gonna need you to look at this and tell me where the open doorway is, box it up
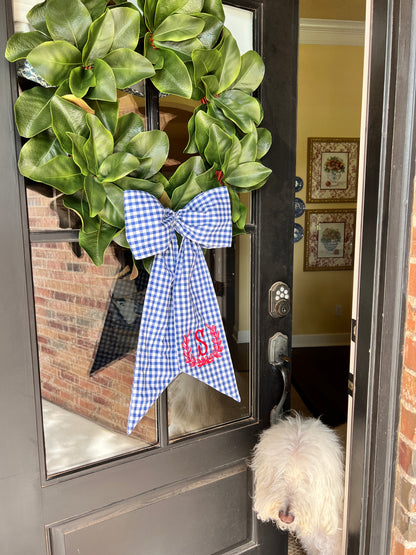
[291,3,365,435]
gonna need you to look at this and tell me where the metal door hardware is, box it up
[268,332,290,424]
[269,282,291,318]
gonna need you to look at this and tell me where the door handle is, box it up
[268,332,290,424]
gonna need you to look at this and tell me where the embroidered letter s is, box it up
[195,329,208,356]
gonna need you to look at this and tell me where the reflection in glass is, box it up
[31,242,157,475]
[168,232,252,439]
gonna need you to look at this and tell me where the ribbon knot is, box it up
[124,187,241,434]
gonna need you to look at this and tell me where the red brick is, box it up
[399,439,413,474]
[409,265,416,298]
[402,370,416,407]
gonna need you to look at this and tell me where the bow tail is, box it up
[127,252,178,434]
[174,243,241,403]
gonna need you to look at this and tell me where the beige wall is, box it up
[292,43,364,340]
[300,0,365,21]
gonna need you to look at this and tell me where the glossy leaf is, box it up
[196,165,220,191]
[84,174,107,216]
[116,176,164,198]
[114,112,145,152]
[144,32,164,69]
[166,155,206,196]
[195,13,223,49]
[5,31,49,62]
[86,58,117,102]
[27,2,50,36]
[79,220,119,266]
[50,95,89,152]
[222,135,241,174]
[100,183,125,228]
[206,101,236,135]
[69,66,96,97]
[153,15,204,42]
[153,0,188,28]
[144,0,157,30]
[215,28,241,94]
[45,0,92,49]
[226,161,272,190]
[27,41,81,86]
[125,130,169,178]
[256,127,272,160]
[192,48,221,87]
[202,0,224,21]
[14,87,55,138]
[81,0,108,20]
[194,110,224,155]
[214,90,263,133]
[239,132,257,164]
[63,190,100,232]
[103,49,155,89]
[97,152,139,182]
[171,172,202,211]
[204,124,232,167]
[158,38,202,62]
[230,50,265,93]
[83,113,114,174]
[184,104,204,154]
[88,99,119,134]
[68,132,88,175]
[82,10,114,66]
[111,7,141,51]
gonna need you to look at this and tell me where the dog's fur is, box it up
[252,414,344,555]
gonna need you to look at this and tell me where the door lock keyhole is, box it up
[269,282,291,318]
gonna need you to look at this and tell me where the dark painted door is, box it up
[0,0,297,553]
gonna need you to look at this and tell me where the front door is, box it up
[0,0,298,553]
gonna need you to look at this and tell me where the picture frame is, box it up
[304,209,356,271]
[307,137,359,203]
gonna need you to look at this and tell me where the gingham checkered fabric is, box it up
[124,187,241,433]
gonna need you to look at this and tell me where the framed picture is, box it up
[304,209,356,271]
[307,137,359,203]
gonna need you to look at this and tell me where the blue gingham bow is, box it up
[124,187,241,433]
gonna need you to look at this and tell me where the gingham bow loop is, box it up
[124,188,241,434]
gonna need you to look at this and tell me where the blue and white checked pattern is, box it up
[124,187,241,434]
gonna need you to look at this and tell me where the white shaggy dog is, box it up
[252,414,344,555]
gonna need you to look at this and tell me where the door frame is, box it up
[347,0,416,553]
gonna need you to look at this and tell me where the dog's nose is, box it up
[279,509,295,524]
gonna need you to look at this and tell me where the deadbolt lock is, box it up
[269,282,291,318]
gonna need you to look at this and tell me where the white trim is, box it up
[292,333,350,348]
[237,330,250,344]
[299,18,365,46]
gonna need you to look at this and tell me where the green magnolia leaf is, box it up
[222,135,242,174]
[27,41,81,86]
[124,130,169,178]
[79,220,119,266]
[144,32,164,69]
[84,173,107,216]
[202,0,225,21]
[97,152,139,182]
[230,50,265,93]
[144,0,157,30]
[214,90,263,133]
[206,101,236,135]
[82,10,114,66]
[228,187,244,223]
[46,0,92,49]
[196,165,220,191]
[64,190,100,232]
[112,228,130,248]
[153,14,204,42]
[226,161,272,190]
[184,104,204,153]
[27,2,50,36]
[88,99,119,134]
[86,58,117,102]
[194,109,226,155]
[100,183,125,228]
[171,172,202,211]
[215,28,241,94]
[158,38,203,62]
[201,74,220,98]
[256,127,272,160]
[103,49,155,89]
[69,66,96,97]
[68,132,88,175]
[239,132,257,164]
[5,31,49,62]
[111,7,140,51]
[114,112,145,152]
[83,113,114,174]
[19,134,84,193]
[192,49,221,87]
[50,95,89,152]
[204,124,232,167]
[166,155,206,196]
[81,0,108,20]
[195,13,223,49]
[153,0,188,28]
[14,87,55,138]
[116,176,164,198]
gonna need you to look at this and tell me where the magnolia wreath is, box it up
[5,0,272,268]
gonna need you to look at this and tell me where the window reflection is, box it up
[31,242,157,475]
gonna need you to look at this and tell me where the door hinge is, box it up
[348,372,354,397]
[351,318,357,342]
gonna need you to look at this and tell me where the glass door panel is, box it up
[32,240,158,476]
